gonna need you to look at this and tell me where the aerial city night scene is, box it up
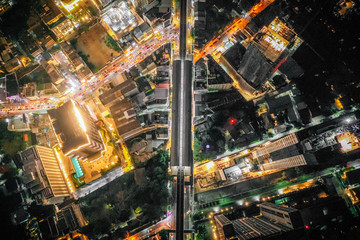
[0,0,359,239]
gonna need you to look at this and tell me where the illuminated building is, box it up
[60,41,84,71]
[347,187,360,205]
[214,214,235,240]
[48,100,104,160]
[253,18,302,62]
[59,0,82,13]
[20,145,70,205]
[39,0,64,25]
[237,18,303,89]
[7,114,31,132]
[254,133,317,171]
[336,132,360,153]
[39,0,74,40]
[101,1,137,39]
[260,154,316,171]
[48,17,75,40]
[254,133,299,157]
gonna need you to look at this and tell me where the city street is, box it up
[193,0,275,63]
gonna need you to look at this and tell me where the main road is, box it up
[0,24,178,116]
[170,0,193,238]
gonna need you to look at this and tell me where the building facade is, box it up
[20,145,69,205]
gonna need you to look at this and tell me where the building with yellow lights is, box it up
[20,145,70,205]
[58,0,83,13]
[236,18,303,90]
[48,100,105,160]
[253,17,302,62]
[39,0,63,25]
[39,0,75,40]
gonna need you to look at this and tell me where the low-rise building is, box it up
[20,82,38,100]
[99,80,139,107]
[40,60,65,85]
[110,98,142,139]
[7,114,31,132]
[131,22,153,43]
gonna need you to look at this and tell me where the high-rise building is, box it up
[20,145,69,205]
[259,202,303,229]
[214,214,236,240]
[237,18,303,90]
[254,133,299,158]
[215,202,304,240]
[238,44,272,89]
[232,216,290,239]
[260,153,317,171]
[252,133,317,171]
[48,100,104,160]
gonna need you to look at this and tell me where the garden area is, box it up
[79,149,171,238]
[0,120,27,157]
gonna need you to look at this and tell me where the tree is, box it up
[1,154,12,164]
[196,224,211,240]
[192,212,203,222]
[119,209,131,222]
[104,35,122,52]
[159,229,168,240]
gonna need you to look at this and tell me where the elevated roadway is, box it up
[170,0,194,239]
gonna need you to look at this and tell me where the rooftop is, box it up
[102,1,136,33]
